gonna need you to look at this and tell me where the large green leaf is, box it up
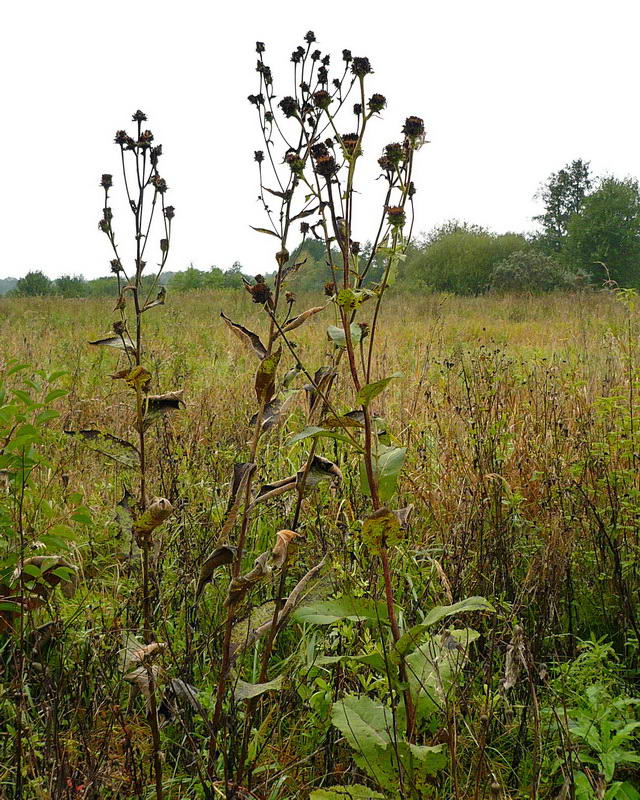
[394,597,494,657]
[294,597,390,626]
[360,446,406,502]
[288,426,357,448]
[356,372,402,407]
[234,674,283,701]
[331,695,392,752]
[327,323,363,348]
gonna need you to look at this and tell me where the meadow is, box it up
[1,288,639,799]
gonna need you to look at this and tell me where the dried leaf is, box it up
[503,625,526,691]
[89,332,136,353]
[249,392,295,432]
[114,486,135,539]
[124,664,163,699]
[303,455,343,488]
[393,505,414,531]
[224,551,272,608]
[128,641,167,667]
[361,507,402,552]
[305,366,337,422]
[143,389,185,428]
[195,545,236,601]
[235,674,283,701]
[64,429,140,468]
[215,463,256,545]
[250,225,279,237]
[271,529,301,569]
[132,497,173,543]
[143,286,166,312]
[281,305,327,334]
[220,312,267,360]
[255,346,282,406]
[125,366,152,391]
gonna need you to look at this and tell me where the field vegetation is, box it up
[1,31,640,800]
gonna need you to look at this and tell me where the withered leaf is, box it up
[195,545,236,601]
[114,487,135,539]
[220,312,267,360]
[305,366,337,422]
[280,257,307,283]
[88,332,136,354]
[282,305,327,334]
[215,463,256,545]
[264,187,292,200]
[361,507,402,552]
[64,429,140,468]
[142,286,166,312]
[249,395,291,432]
[125,365,152,392]
[132,497,173,543]
[252,475,297,506]
[250,225,280,237]
[393,505,414,531]
[303,455,343,488]
[143,389,185,428]
[255,346,282,406]
[124,664,163,699]
[224,550,272,608]
[270,529,301,569]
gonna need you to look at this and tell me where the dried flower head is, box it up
[402,115,425,138]
[246,277,272,305]
[312,90,330,111]
[351,57,372,77]
[110,259,123,274]
[285,150,304,174]
[278,96,298,118]
[100,174,113,189]
[132,110,147,122]
[300,221,310,234]
[114,130,129,145]
[386,206,406,227]
[285,291,296,303]
[311,49,321,61]
[353,103,362,116]
[368,93,386,113]
[317,66,328,84]
[248,93,264,106]
[164,205,175,220]
[254,150,264,164]
[383,142,405,165]
[341,133,361,157]
[314,153,337,178]
[324,281,337,297]
[310,142,329,158]
[138,129,154,146]
[291,46,305,64]
[150,145,162,166]
[151,175,168,194]
[160,238,169,253]
[304,31,316,44]
[351,241,361,255]
[342,49,352,63]
[256,41,265,53]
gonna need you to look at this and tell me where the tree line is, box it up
[6,160,640,297]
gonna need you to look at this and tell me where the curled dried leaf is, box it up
[214,463,256,546]
[128,641,167,666]
[124,664,163,699]
[270,529,302,569]
[195,545,236,601]
[143,286,166,312]
[220,312,267,360]
[224,551,272,608]
[393,505,414,531]
[133,497,173,544]
[143,389,185,428]
[281,305,327,334]
[88,332,136,354]
[255,346,282,406]
[65,429,140,468]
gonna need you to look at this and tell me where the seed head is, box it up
[402,115,425,138]
[278,96,298,118]
[138,129,154,146]
[254,150,264,164]
[114,130,129,146]
[324,281,337,297]
[386,206,406,228]
[132,110,147,122]
[304,31,316,44]
[342,49,352,63]
[150,145,162,166]
[291,46,305,64]
[100,174,113,189]
[314,154,337,178]
[351,57,372,78]
[317,66,328,84]
[311,49,321,61]
[248,93,265,106]
[256,41,265,53]
[341,133,361,157]
[313,90,331,110]
[247,277,272,305]
[110,259,123,274]
[164,205,175,220]
[300,221,310,234]
[368,93,386,113]
[151,175,168,194]
[353,103,362,116]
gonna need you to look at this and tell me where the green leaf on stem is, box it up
[356,372,403,407]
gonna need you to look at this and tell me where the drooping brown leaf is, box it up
[255,346,282,406]
[64,429,141,468]
[231,557,327,659]
[270,529,301,569]
[88,331,136,354]
[249,392,295,432]
[220,312,267,360]
[125,365,152,392]
[142,286,166,312]
[281,305,327,334]
[361,507,402,552]
[128,641,167,667]
[124,664,163,699]
[143,389,185,428]
[132,497,173,544]
[393,505,414,531]
[252,475,297,506]
[305,366,337,422]
[195,545,236,601]
[303,455,343,488]
[280,257,307,283]
[503,625,526,691]
[224,551,272,608]
[215,463,256,545]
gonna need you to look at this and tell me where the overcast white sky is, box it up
[2,0,639,280]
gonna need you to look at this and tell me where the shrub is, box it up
[490,249,590,293]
